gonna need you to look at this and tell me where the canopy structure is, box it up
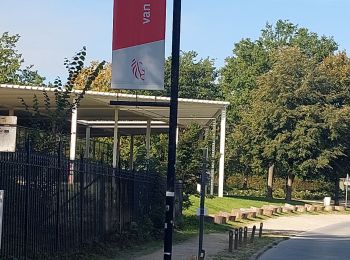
[0,84,229,197]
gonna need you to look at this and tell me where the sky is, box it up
[0,0,349,82]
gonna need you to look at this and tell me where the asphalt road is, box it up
[259,220,350,260]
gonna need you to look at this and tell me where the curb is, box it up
[249,237,289,260]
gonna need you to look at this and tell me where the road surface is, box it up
[259,219,350,260]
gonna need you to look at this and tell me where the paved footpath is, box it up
[134,214,350,260]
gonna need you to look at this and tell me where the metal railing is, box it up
[0,136,164,259]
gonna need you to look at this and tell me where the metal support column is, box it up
[210,119,216,195]
[146,119,151,161]
[113,109,119,169]
[164,0,182,258]
[129,135,134,171]
[85,126,91,158]
[218,107,227,198]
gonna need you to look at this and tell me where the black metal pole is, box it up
[164,0,181,259]
[56,139,62,252]
[198,149,208,260]
[24,138,31,259]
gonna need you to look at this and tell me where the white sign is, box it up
[0,116,17,125]
[0,126,16,152]
[0,116,17,152]
[196,207,208,216]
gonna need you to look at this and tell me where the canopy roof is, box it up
[0,84,229,132]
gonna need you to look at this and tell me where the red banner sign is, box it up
[112,0,166,90]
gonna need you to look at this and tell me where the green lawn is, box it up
[184,195,304,215]
[59,195,314,259]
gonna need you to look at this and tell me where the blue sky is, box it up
[0,0,349,82]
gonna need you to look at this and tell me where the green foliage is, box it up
[221,20,337,123]
[0,32,45,85]
[19,47,105,150]
[221,20,348,199]
[162,51,222,99]
[232,48,350,183]
[184,195,303,216]
[225,174,333,200]
[176,123,208,209]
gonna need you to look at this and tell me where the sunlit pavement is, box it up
[259,220,350,260]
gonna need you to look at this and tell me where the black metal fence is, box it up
[0,137,164,259]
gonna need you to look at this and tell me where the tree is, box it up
[221,20,338,198]
[176,123,208,209]
[0,32,45,85]
[20,47,105,151]
[235,47,350,201]
[221,20,338,122]
[73,61,111,92]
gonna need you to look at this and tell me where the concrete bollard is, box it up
[212,215,227,224]
[219,212,237,222]
[324,205,335,211]
[254,208,263,215]
[241,212,248,220]
[296,205,306,212]
[232,209,242,219]
[282,207,293,213]
[305,204,315,212]
[335,206,346,211]
[262,209,273,217]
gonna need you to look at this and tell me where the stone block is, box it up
[262,209,273,216]
[335,206,346,211]
[324,205,335,211]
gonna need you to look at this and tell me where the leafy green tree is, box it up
[221,20,337,123]
[235,47,350,201]
[221,20,338,198]
[20,47,105,151]
[176,123,208,209]
[74,61,112,92]
[0,32,45,85]
[161,51,221,99]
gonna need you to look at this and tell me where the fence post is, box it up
[259,223,263,238]
[79,152,84,246]
[251,225,256,241]
[56,139,62,252]
[234,228,238,249]
[24,138,31,258]
[244,226,248,244]
[238,227,243,245]
[228,230,233,252]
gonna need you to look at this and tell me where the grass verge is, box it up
[52,196,349,259]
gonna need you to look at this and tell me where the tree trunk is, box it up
[334,176,340,206]
[285,174,294,202]
[266,164,274,198]
[243,172,248,189]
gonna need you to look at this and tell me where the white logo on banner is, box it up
[131,58,145,80]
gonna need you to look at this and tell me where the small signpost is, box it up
[0,116,17,152]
